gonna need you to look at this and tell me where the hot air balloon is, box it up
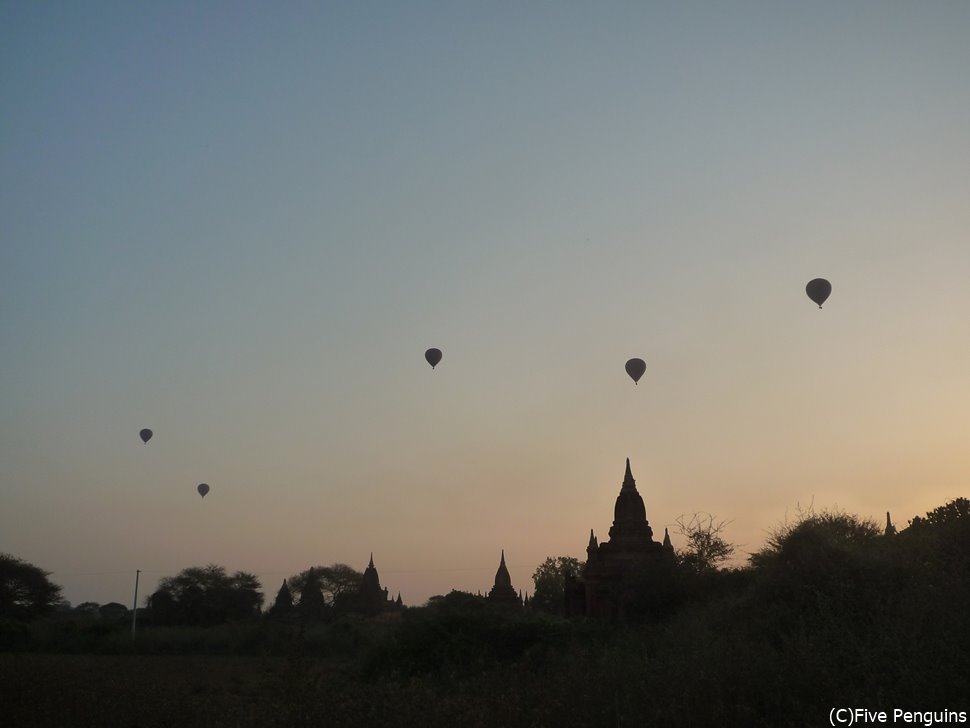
[425,348,442,369]
[806,278,832,308]
[139,429,153,444]
[197,483,210,498]
[625,358,646,385]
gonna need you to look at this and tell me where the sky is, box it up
[2,2,969,609]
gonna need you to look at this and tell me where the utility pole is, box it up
[131,569,140,638]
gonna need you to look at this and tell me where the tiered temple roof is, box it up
[487,550,521,607]
[566,458,673,619]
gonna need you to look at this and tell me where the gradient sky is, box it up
[3,2,969,609]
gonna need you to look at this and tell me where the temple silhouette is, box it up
[885,511,897,535]
[565,458,675,618]
[359,554,403,616]
[485,550,524,608]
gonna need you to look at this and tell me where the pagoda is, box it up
[358,553,403,616]
[565,458,675,619]
[486,550,522,608]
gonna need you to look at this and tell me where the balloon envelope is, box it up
[806,278,832,308]
[425,348,442,369]
[139,428,153,444]
[197,483,210,498]
[625,358,646,384]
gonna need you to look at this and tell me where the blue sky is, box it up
[2,2,969,606]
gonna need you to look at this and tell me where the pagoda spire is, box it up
[270,578,293,617]
[662,527,675,555]
[609,458,653,543]
[487,549,519,606]
[359,553,386,616]
[885,512,897,536]
[623,457,636,489]
[493,550,512,587]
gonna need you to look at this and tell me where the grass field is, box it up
[1,654,321,727]
[0,652,611,728]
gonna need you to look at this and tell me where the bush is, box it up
[360,592,573,680]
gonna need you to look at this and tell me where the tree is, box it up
[74,601,101,617]
[908,497,970,531]
[751,506,881,569]
[674,513,736,574]
[321,564,364,605]
[426,590,484,611]
[748,508,893,625]
[98,602,129,622]
[531,556,582,615]
[153,564,263,626]
[287,563,363,616]
[148,588,178,626]
[903,497,970,574]
[0,553,64,620]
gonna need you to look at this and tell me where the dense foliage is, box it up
[0,553,64,620]
[150,565,263,626]
[530,556,581,614]
[286,564,363,619]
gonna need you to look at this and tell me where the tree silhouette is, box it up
[153,564,262,626]
[148,588,178,626]
[901,497,970,601]
[98,602,129,622]
[674,513,736,574]
[287,564,363,616]
[908,497,970,531]
[748,508,887,623]
[74,601,100,617]
[531,556,581,614]
[752,507,880,568]
[0,553,64,620]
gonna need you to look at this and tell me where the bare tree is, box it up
[673,513,736,573]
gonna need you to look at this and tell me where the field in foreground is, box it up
[2,654,307,728]
[0,653,450,728]
[2,650,640,728]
